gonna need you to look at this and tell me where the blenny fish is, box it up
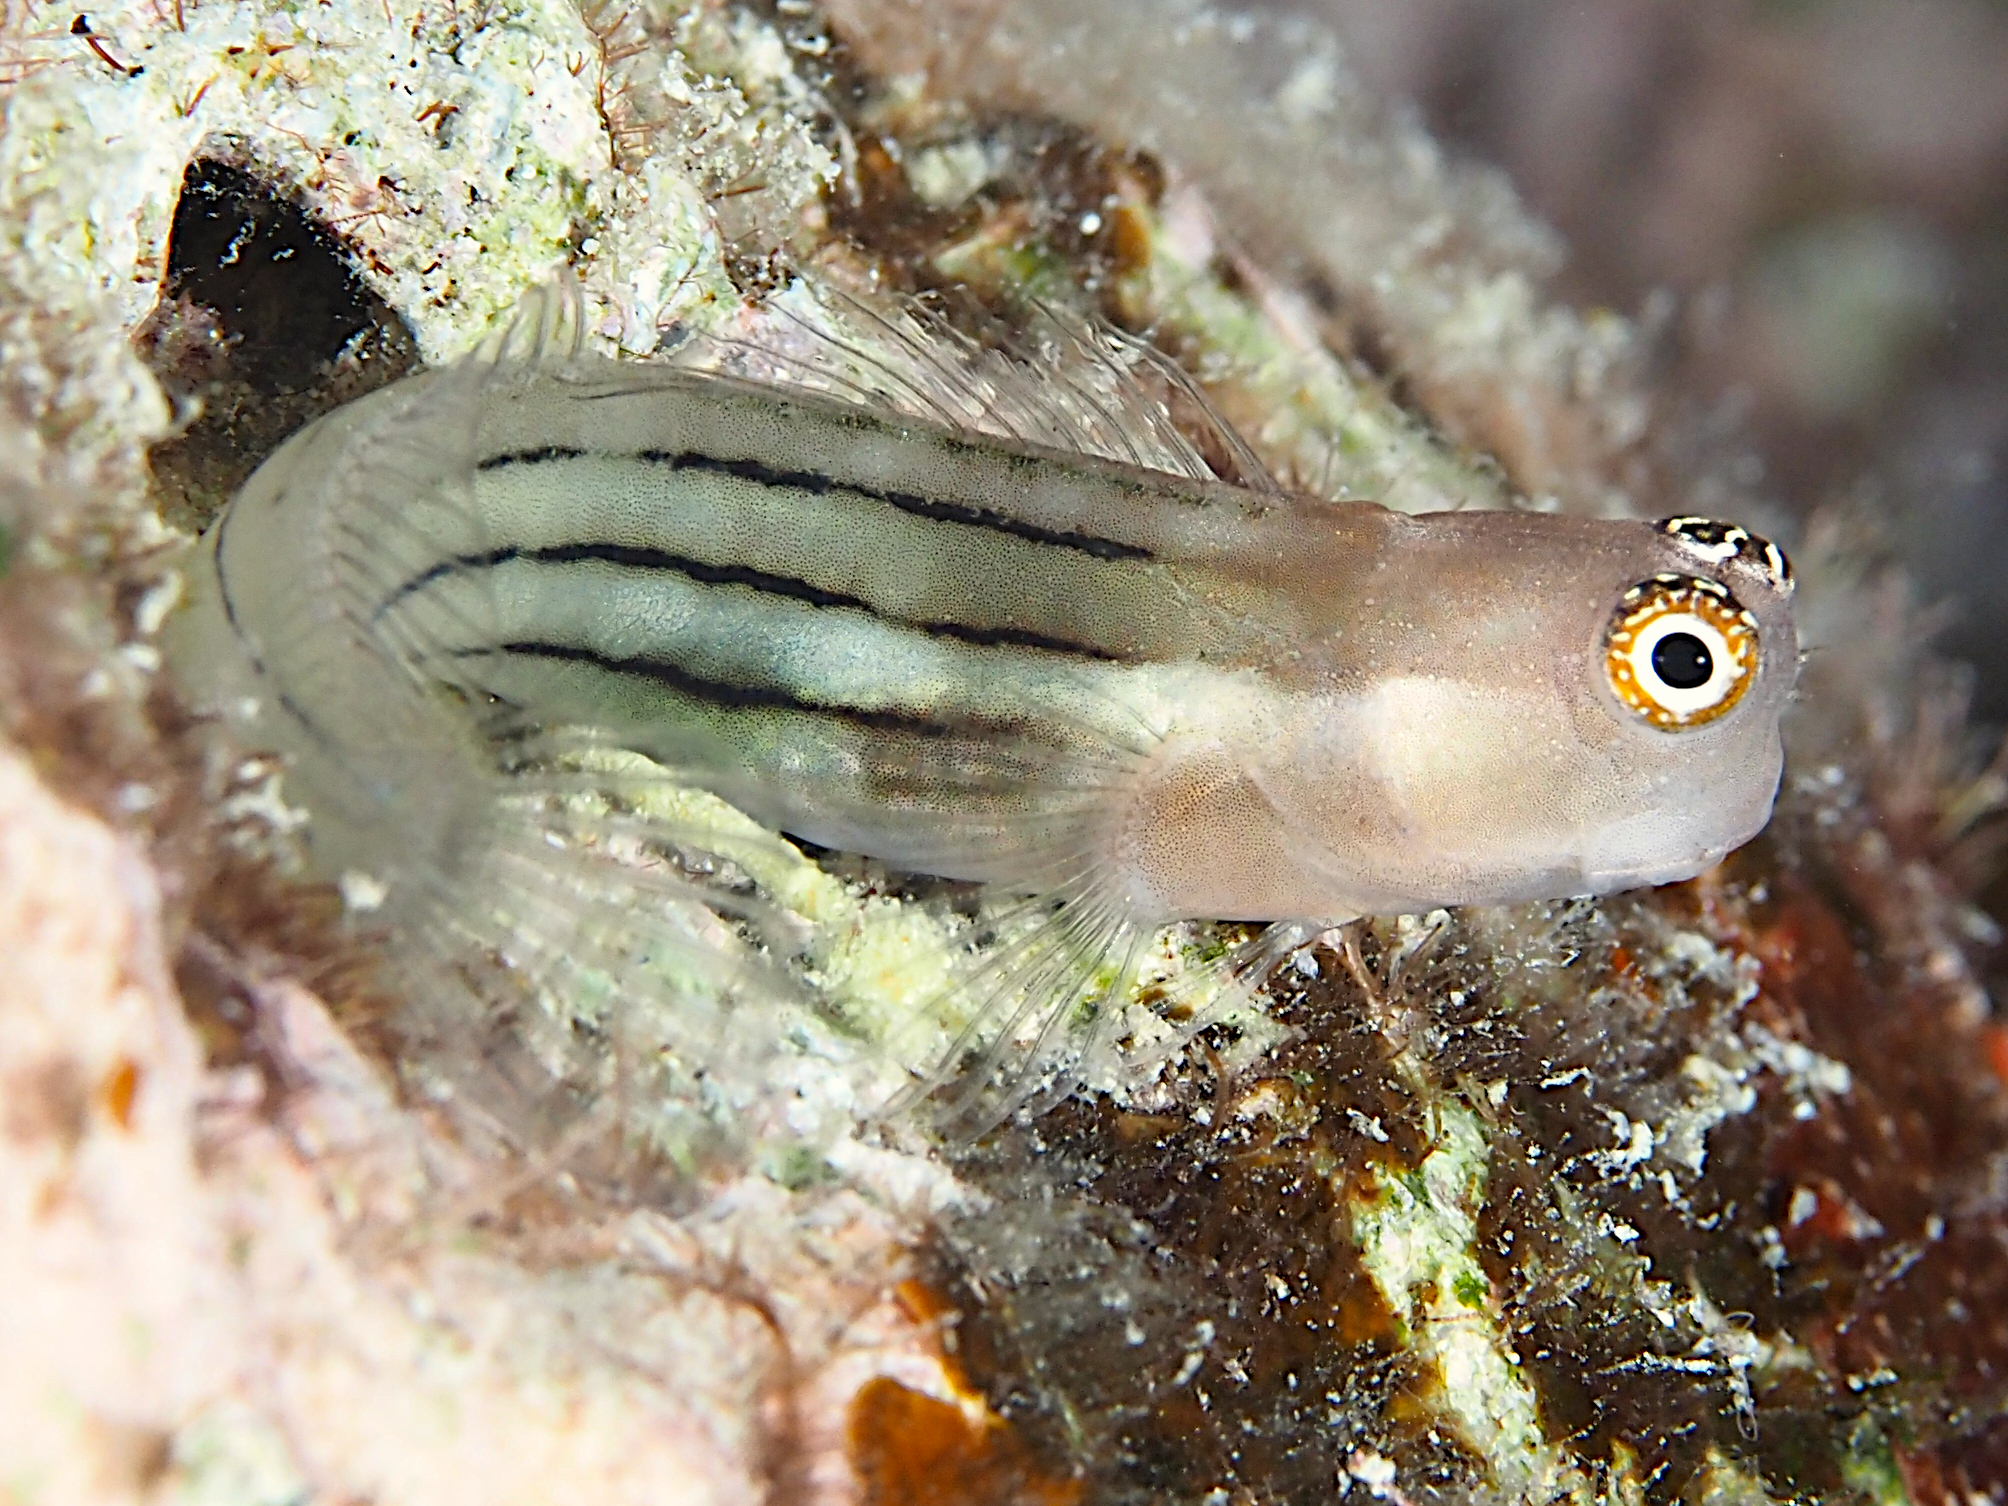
[164,289,1798,1126]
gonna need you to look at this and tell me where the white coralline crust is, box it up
[0,0,843,372]
[0,746,974,1506]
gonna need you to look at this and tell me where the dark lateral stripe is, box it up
[472,442,1154,563]
[474,638,967,739]
[643,450,1154,563]
[477,444,586,471]
[381,542,1125,661]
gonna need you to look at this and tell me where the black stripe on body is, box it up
[474,444,1155,563]
[477,445,587,470]
[386,541,1126,662]
[476,638,971,739]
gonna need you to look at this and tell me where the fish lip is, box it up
[1581,842,1738,895]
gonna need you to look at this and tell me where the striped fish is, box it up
[166,289,1800,1127]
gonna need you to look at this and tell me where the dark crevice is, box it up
[137,157,421,533]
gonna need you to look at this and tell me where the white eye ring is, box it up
[1626,610,1739,718]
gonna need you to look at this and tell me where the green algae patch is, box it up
[1839,1420,1916,1506]
[1115,218,1517,515]
[1349,1098,1569,1501]
[542,747,1266,1127]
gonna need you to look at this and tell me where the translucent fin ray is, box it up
[673,280,1275,490]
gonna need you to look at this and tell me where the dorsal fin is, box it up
[473,277,591,371]
[670,279,1279,491]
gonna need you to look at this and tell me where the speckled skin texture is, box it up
[177,348,1796,933]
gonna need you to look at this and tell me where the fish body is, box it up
[175,339,1799,933]
[164,304,1798,1125]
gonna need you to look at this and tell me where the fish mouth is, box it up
[1579,840,1737,895]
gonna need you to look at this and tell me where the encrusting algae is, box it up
[1,0,2007,1502]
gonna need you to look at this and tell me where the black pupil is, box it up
[1652,632,1713,690]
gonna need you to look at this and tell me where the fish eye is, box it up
[1604,574,1760,730]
